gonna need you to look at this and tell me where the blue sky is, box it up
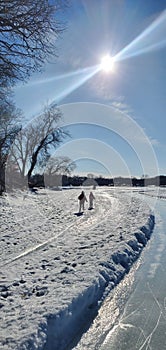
[14,0,166,178]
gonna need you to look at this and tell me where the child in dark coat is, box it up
[78,191,87,212]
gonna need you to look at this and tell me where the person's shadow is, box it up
[74,212,83,216]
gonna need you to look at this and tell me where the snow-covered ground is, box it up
[0,187,155,350]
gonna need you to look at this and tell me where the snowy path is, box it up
[1,189,114,266]
[0,188,155,350]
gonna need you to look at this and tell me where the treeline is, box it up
[28,174,166,188]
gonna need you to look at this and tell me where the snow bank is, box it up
[0,188,155,349]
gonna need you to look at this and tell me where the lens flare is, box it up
[114,10,166,61]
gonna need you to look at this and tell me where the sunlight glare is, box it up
[100,55,115,72]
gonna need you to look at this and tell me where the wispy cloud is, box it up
[148,137,160,146]
[110,99,133,115]
[106,100,160,148]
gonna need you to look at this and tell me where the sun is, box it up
[100,55,115,72]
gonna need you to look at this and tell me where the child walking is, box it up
[78,191,87,212]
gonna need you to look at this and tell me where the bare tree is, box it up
[87,173,95,179]
[9,104,69,186]
[0,0,68,89]
[44,155,76,188]
[45,156,76,176]
[0,102,21,193]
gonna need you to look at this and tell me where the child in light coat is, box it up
[89,191,95,209]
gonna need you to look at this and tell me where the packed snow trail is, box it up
[1,191,115,267]
[0,188,155,350]
[0,189,114,267]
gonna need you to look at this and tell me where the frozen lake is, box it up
[74,194,166,350]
